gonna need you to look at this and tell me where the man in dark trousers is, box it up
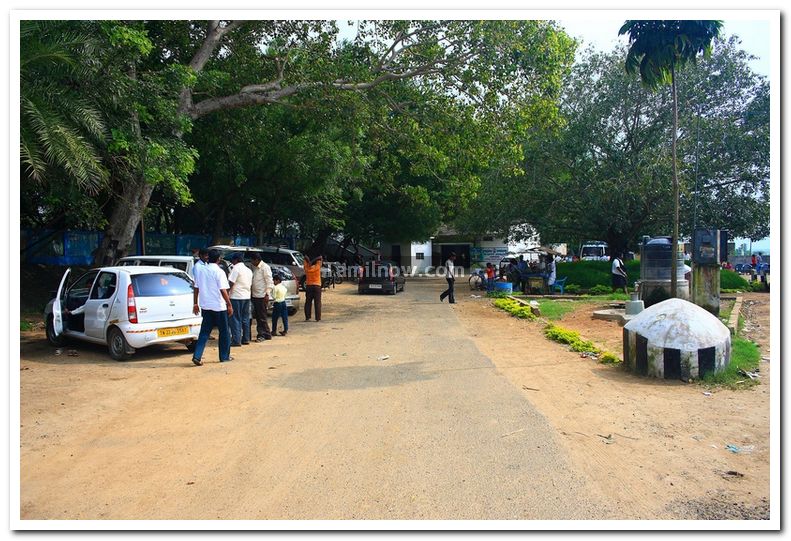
[439,252,457,304]
[303,254,323,321]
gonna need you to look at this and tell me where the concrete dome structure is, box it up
[622,298,731,381]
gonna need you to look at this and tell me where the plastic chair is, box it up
[551,277,568,294]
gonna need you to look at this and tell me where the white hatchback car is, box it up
[44,266,203,361]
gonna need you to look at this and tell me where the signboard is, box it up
[470,246,510,265]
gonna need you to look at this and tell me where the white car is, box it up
[44,266,203,361]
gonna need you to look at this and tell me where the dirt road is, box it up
[456,290,771,520]
[20,280,620,520]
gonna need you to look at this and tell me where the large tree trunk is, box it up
[93,178,155,265]
[670,66,679,298]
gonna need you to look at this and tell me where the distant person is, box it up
[439,252,456,304]
[485,262,496,291]
[611,253,628,295]
[227,253,253,347]
[250,252,273,342]
[751,253,757,268]
[304,254,323,321]
[271,274,289,336]
[756,253,763,271]
[191,249,233,365]
[546,254,556,291]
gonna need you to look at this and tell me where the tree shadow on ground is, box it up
[267,361,436,391]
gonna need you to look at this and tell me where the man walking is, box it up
[250,252,274,342]
[611,252,629,295]
[191,249,234,365]
[439,252,457,304]
[304,254,323,321]
[228,253,253,347]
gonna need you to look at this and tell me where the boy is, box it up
[271,274,289,336]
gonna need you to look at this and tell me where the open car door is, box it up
[51,268,71,336]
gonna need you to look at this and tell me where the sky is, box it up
[558,19,771,77]
[557,18,772,255]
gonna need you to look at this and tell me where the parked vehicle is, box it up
[44,266,203,361]
[734,263,754,274]
[579,241,609,261]
[321,261,344,288]
[211,244,308,290]
[117,255,196,274]
[207,246,301,315]
[358,261,405,295]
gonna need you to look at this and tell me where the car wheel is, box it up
[45,315,66,347]
[186,340,196,353]
[107,327,132,361]
[287,308,297,316]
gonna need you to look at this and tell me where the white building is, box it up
[380,225,556,272]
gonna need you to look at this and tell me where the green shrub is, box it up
[588,284,611,295]
[493,298,537,320]
[720,270,749,290]
[599,352,621,364]
[486,290,511,298]
[564,284,581,294]
[556,260,639,289]
[543,323,621,362]
[20,321,34,332]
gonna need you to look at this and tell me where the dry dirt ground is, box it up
[456,291,771,520]
[17,281,771,522]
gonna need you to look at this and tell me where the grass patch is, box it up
[537,299,577,320]
[719,300,735,325]
[701,337,761,389]
[20,320,34,332]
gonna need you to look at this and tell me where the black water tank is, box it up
[641,236,686,280]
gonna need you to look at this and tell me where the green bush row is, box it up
[556,260,640,290]
[558,262,752,293]
[543,323,621,363]
[493,298,538,320]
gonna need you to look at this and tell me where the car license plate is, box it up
[368,284,382,289]
[157,326,189,338]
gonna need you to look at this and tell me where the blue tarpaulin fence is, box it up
[22,230,296,266]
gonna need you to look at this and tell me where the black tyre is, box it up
[186,340,196,353]
[45,315,66,347]
[288,307,297,316]
[107,327,132,361]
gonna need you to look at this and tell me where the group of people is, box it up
[189,248,291,366]
[503,254,557,294]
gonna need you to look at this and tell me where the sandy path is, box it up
[20,281,616,520]
[454,291,771,520]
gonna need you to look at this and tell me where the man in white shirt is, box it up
[191,249,234,365]
[611,253,628,295]
[439,252,457,304]
[250,252,274,342]
[228,253,254,346]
